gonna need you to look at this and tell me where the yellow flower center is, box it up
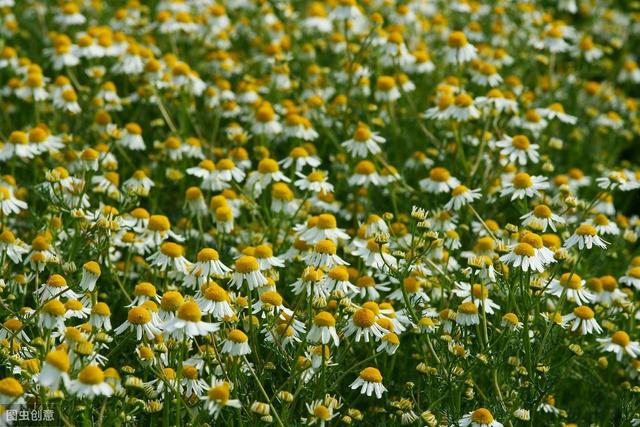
[161,291,184,311]
[307,171,325,182]
[455,93,473,108]
[228,329,248,343]
[471,408,494,424]
[354,160,376,175]
[353,308,376,328]
[178,301,202,322]
[315,239,337,254]
[354,125,372,142]
[429,167,451,182]
[472,284,489,299]
[629,267,640,279]
[573,305,594,320]
[45,350,70,372]
[593,214,609,226]
[160,242,183,258]
[236,255,259,273]
[403,277,420,293]
[148,215,170,231]
[448,31,468,48]
[377,76,396,92]
[43,300,66,316]
[328,266,349,281]
[611,331,631,347]
[313,405,331,420]
[314,311,336,327]
[451,185,469,196]
[216,206,233,221]
[576,224,597,236]
[513,172,533,189]
[458,301,478,315]
[92,302,111,316]
[511,135,531,150]
[560,273,583,289]
[208,382,230,403]
[127,306,152,325]
[0,378,24,397]
[317,214,337,229]
[260,291,283,306]
[533,204,552,219]
[182,365,198,379]
[513,242,535,257]
[134,282,156,297]
[503,312,519,325]
[359,367,382,383]
[254,245,274,259]
[78,365,105,385]
[256,104,276,122]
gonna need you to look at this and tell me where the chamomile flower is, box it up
[351,239,397,271]
[114,306,162,340]
[520,204,565,232]
[35,274,80,301]
[280,146,321,171]
[349,367,386,398]
[563,223,609,250]
[304,239,348,268]
[123,170,155,197]
[446,31,477,64]
[202,380,241,419]
[348,160,382,187]
[164,301,219,339]
[304,399,339,426]
[598,331,640,361]
[562,305,602,335]
[229,256,268,290]
[295,170,334,194]
[496,135,540,165]
[300,214,350,244]
[0,184,27,218]
[500,172,549,201]
[454,282,500,314]
[90,302,112,330]
[342,123,385,158]
[456,301,480,326]
[0,377,25,405]
[459,408,503,427]
[147,242,191,275]
[620,267,640,290]
[221,329,251,356]
[343,307,387,342]
[445,185,482,211]
[500,233,555,273]
[547,273,593,305]
[307,311,340,346]
[69,365,113,399]
[420,167,460,194]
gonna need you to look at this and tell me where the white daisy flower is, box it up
[349,367,387,398]
[546,273,593,305]
[597,331,640,361]
[68,366,114,399]
[500,172,549,201]
[163,301,219,339]
[459,408,504,427]
[221,329,251,356]
[496,135,540,165]
[563,223,609,250]
[419,167,460,194]
[562,305,602,335]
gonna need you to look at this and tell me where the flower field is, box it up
[1,0,640,425]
